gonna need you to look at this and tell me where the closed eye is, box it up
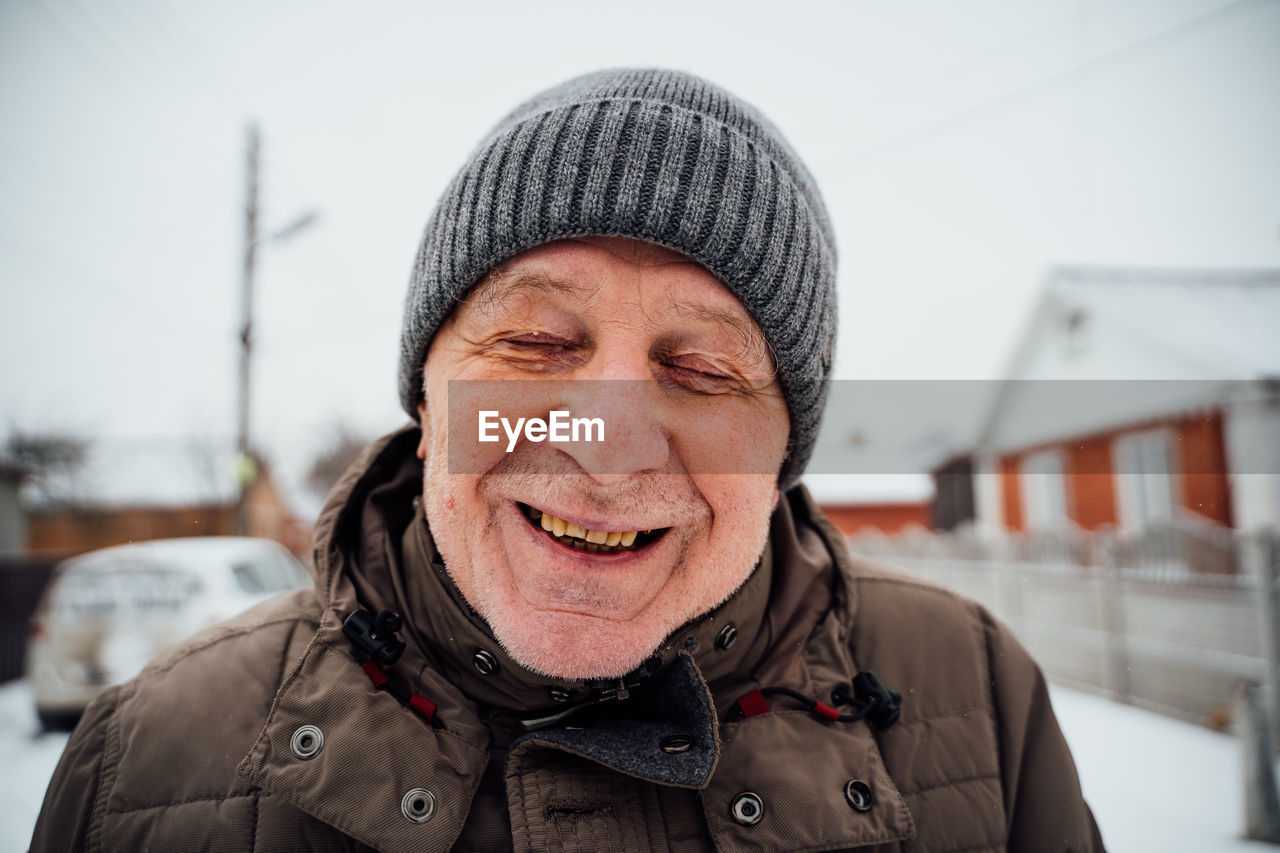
[501,333,575,349]
[660,360,745,394]
[491,334,586,372]
[665,362,728,381]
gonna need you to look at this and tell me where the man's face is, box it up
[418,236,789,679]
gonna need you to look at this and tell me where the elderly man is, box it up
[33,69,1103,852]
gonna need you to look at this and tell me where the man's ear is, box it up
[415,401,429,461]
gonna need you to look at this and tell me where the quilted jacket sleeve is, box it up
[29,685,120,852]
[983,611,1107,851]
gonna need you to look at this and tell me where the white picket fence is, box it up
[846,518,1280,731]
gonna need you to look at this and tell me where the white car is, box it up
[26,537,311,729]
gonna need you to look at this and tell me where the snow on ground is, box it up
[1050,685,1275,852]
[0,681,68,853]
[0,678,1274,851]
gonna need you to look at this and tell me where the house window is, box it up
[1113,428,1176,530]
[1020,449,1069,529]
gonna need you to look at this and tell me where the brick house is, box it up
[22,441,311,559]
[946,267,1280,535]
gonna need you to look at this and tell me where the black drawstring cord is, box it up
[342,609,443,729]
[739,671,902,730]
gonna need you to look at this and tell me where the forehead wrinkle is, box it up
[463,269,601,316]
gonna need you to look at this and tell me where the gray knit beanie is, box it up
[399,68,837,484]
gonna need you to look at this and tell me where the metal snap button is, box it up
[290,725,324,761]
[472,648,499,676]
[715,623,738,651]
[844,779,873,812]
[730,792,764,825]
[401,788,436,823]
[660,734,692,753]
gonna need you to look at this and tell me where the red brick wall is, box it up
[1000,456,1024,532]
[27,504,237,558]
[1174,413,1232,526]
[992,409,1233,531]
[820,502,931,536]
[1065,437,1117,530]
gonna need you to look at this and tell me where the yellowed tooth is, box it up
[551,515,566,538]
[566,522,585,540]
[620,530,637,547]
[540,512,553,532]
[585,528,607,544]
[605,531,622,546]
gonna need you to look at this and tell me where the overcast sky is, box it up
[2,0,1277,505]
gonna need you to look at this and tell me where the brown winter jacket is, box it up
[32,425,1105,852]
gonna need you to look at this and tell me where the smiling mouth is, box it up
[518,503,668,555]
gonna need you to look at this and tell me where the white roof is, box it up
[805,379,985,502]
[978,266,1280,453]
[1006,266,1280,382]
[801,474,934,504]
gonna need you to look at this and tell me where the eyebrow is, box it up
[668,299,765,348]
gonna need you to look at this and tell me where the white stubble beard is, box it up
[420,416,775,678]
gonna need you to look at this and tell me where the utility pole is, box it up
[233,125,318,537]
[236,124,260,537]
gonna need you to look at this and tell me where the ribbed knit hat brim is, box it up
[399,68,836,483]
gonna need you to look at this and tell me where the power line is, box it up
[828,0,1254,170]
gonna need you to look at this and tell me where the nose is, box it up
[557,347,671,484]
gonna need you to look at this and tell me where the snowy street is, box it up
[0,678,1274,852]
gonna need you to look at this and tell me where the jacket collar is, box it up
[240,425,913,852]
